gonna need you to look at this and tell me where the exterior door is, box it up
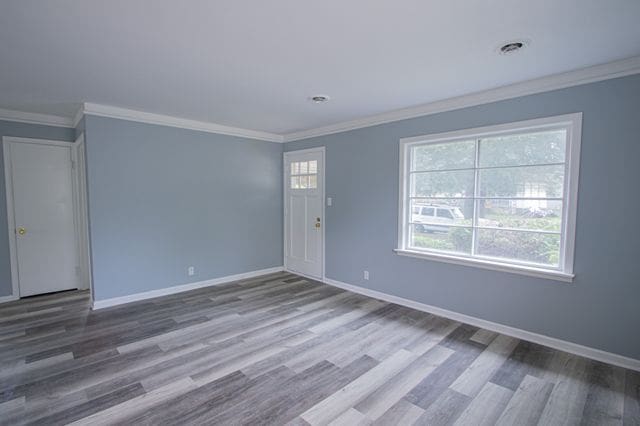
[6,139,79,296]
[284,148,324,279]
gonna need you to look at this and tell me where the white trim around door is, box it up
[2,136,91,302]
[283,147,326,281]
[72,134,93,297]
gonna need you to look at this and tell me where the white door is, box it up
[6,140,79,297]
[284,149,324,279]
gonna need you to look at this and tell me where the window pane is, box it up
[290,176,300,189]
[410,225,472,254]
[299,161,308,174]
[479,130,566,168]
[477,199,562,232]
[299,175,309,189]
[411,170,475,198]
[478,164,564,198]
[308,160,317,174]
[411,140,475,171]
[309,175,317,188]
[476,229,560,266]
[410,199,472,227]
[291,162,299,175]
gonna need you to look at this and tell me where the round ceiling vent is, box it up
[310,95,330,103]
[497,39,530,55]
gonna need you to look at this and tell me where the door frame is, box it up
[72,135,93,299]
[283,146,326,281]
[2,135,91,300]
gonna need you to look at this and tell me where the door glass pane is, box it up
[479,130,566,168]
[410,199,472,227]
[290,176,300,189]
[299,161,308,174]
[476,229,561,266]
[411,140,475,171]
[299,175,309,189]
[477,199,562,232]
[478,165,564,198]
[410,170,475,198]
[308,160,318,174]
[291,162,299,175]
[308,175,317,188]
[409,225,472,255]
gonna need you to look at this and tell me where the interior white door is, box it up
[285,149,323,279]
[8,141,79,297]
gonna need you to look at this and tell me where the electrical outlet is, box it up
[327,197,333,206]
[188,266,195,276]
[363,270,369,280]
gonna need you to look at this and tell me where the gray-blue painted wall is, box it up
[84,115,283,301]
[0,120,75,297]
[285,74,640,360]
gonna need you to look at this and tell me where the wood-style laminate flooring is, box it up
[0,271,638,425]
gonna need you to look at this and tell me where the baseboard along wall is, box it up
[316,275,640,372]
[91,266,284,310]
[0,294,19,304]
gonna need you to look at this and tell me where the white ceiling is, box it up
[1,0,639,135]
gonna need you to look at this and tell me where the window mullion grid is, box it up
[408,160,565,175]
[471,139,481,256]
[558,141,571,271]
[404,146,412,249]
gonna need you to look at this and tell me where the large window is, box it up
[396,114,582,281]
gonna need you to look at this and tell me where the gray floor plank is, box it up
[624,370,640,426]
[300,349,416,425]
[373,398,425,425]
[355,345,454,420]
[450,334,519,397]
[537,353,590,426]
[580,361,626,426]
[328,408,372,426]
[495,374,554,426]
[454,381,513,426]
[414,388,471,426]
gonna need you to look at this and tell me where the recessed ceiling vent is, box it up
[310,95,330,103]
[498,39,529,55]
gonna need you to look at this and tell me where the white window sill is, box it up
[394,248,574,283]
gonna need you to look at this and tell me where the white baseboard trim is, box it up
[322,276,640,372]
[92,266,284,310]
[0,294,20,304]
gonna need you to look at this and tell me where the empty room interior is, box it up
[1,1,640,425]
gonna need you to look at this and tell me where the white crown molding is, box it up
[81,103,284,143]
[72,106,85,128]
[320,276,640,372]
[283,55,640,142]
[0,108,74,128]
[2,56,638,141]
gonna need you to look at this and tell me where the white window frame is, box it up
[395,113,582,282]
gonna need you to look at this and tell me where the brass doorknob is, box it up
[17,227,26,235]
